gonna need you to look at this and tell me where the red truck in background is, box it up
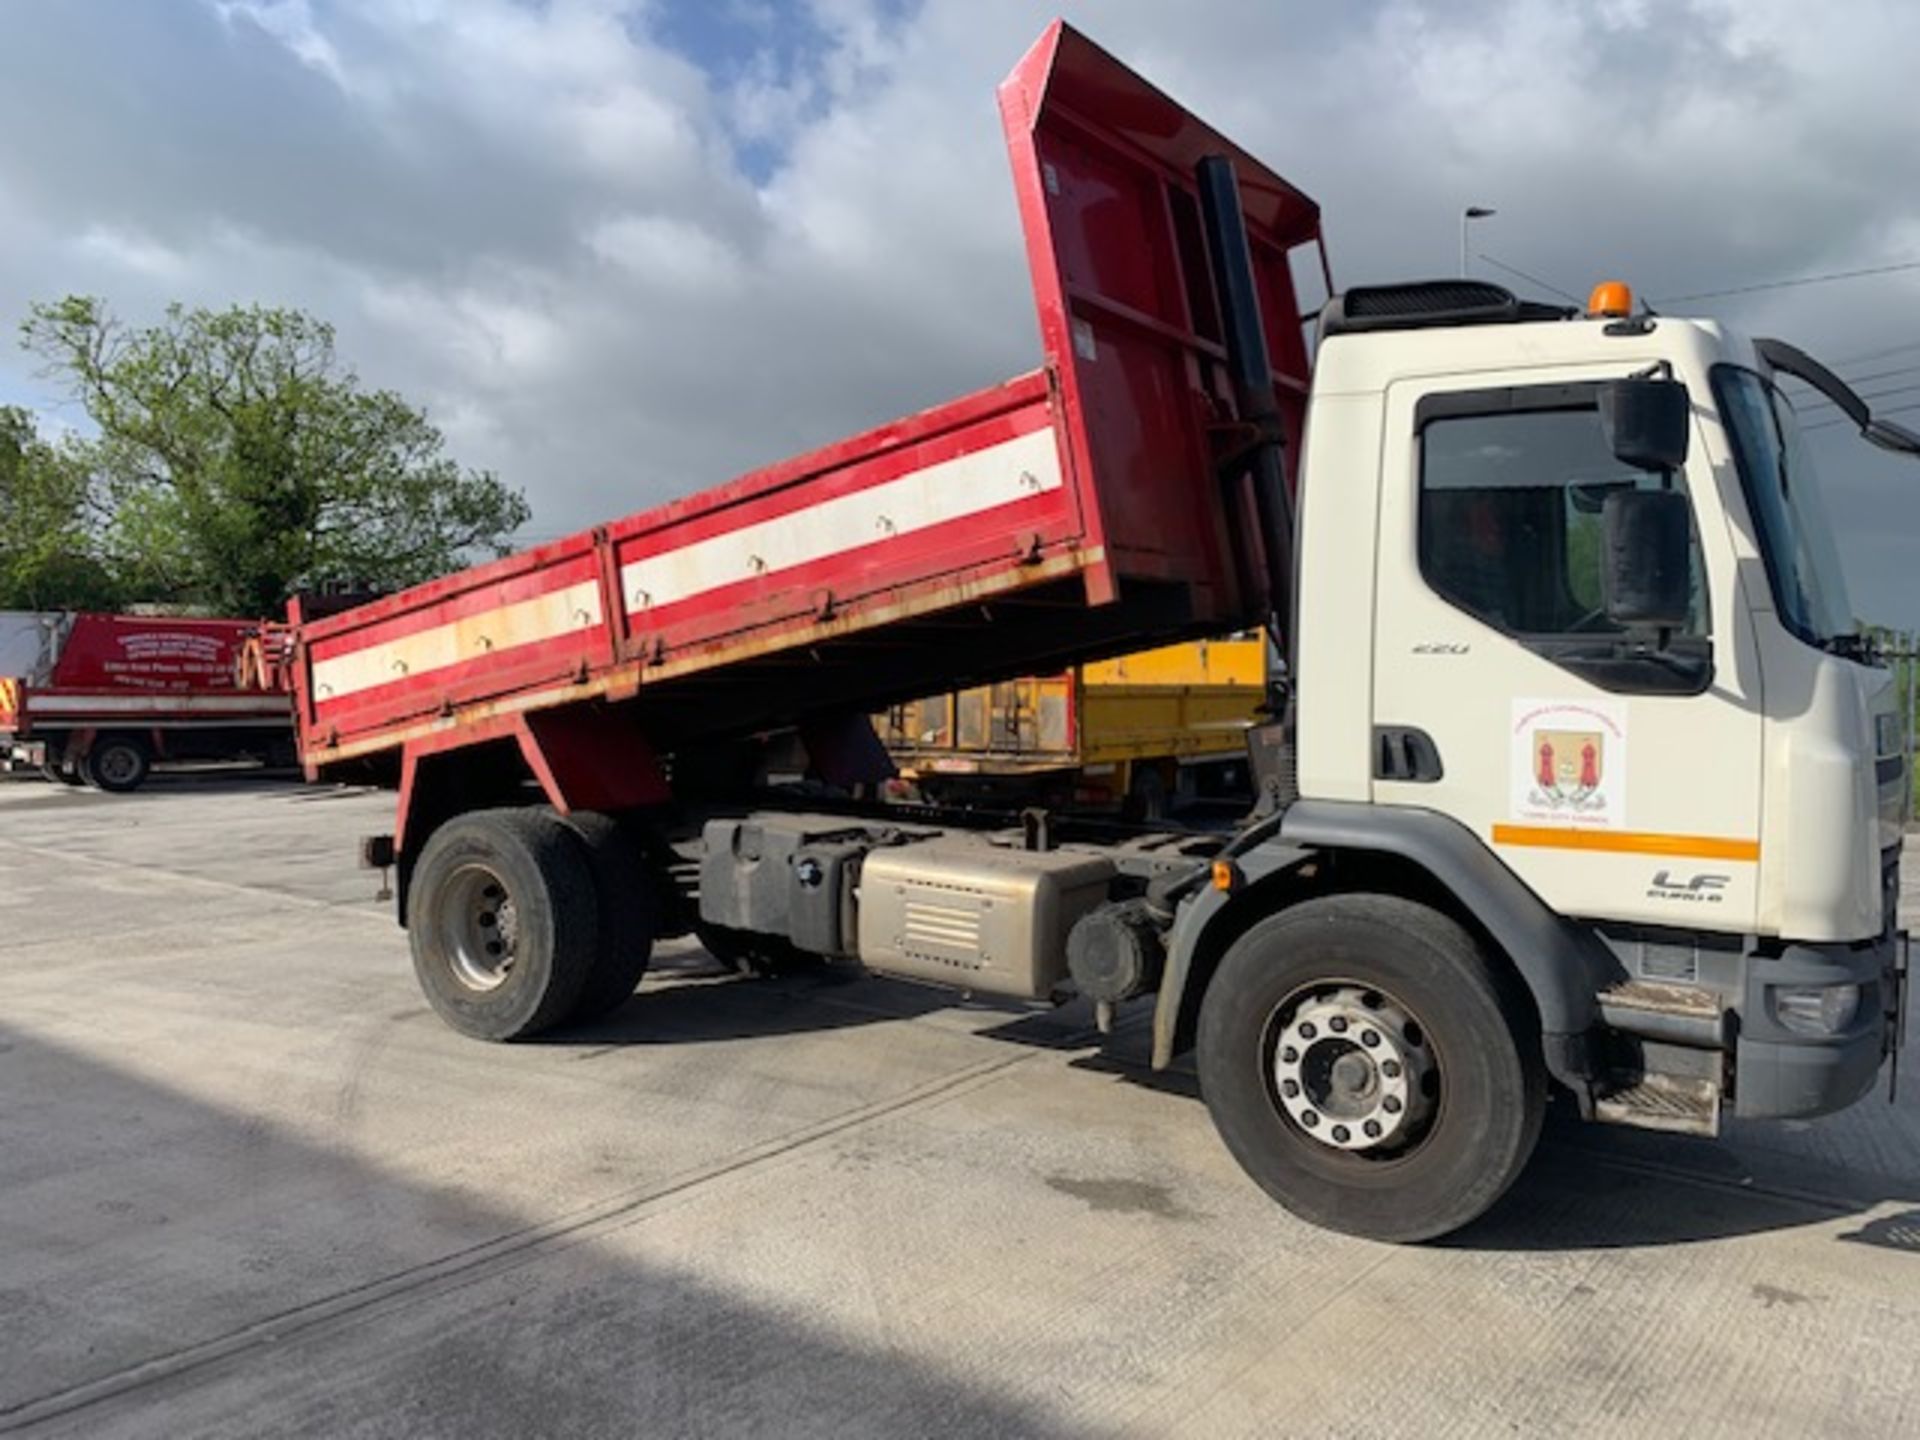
[0,612,293,791]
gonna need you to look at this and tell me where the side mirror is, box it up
[1600,378,1691,471]
[1603,489,1692,628]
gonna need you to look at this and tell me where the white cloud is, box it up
[215,0,347,87]
[73,225,190,282]
[585,214,748,293]
[360,275,568,381]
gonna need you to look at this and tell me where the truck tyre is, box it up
[1196,893,1545,1243]
[80,734,151,793]
[408,808,598,1041]
[557,810,655,1023]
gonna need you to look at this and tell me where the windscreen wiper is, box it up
[1755,338,1920,459]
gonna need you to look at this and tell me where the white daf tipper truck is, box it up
[292,25,1913,1243]
[1208,284,1914,1238]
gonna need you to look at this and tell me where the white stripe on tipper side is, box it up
[620,427,1063,617]
[309,580,603,704]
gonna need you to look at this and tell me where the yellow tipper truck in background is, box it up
[877,637,1269,818]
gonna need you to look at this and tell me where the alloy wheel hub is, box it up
[1272,986,1436,1153]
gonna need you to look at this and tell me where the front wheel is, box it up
[1197,893,1545,1243]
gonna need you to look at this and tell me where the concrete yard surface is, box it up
[1,777,1916,1437]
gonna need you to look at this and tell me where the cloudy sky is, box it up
[1,0,1916,627]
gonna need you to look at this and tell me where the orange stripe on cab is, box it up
[1491,824,1760,863]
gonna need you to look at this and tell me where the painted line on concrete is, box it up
[0,829,394,926]
[0,1041,1065,1432]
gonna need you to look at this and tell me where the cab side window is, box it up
[1416,392,1709,692]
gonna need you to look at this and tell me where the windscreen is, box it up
[1712,366,1856,648]
[0,612,60,683]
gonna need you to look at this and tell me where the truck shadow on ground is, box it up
[129,766,312,796]
[1074,1045,1920,1256]
[552,947,1095,1051]
[0,1021,1094,1439]
[0,768,310,804]
[570,963,1920,1257]
[1462,1127,1920,1255]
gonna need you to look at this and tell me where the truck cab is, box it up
[1300,284,1901,949]
[1167,280,1909,1212]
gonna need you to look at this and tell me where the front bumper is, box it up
[3,738,45,771]
[1733,926,1906,1119]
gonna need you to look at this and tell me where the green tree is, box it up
[0,405,122,610]
[21,297,530,617]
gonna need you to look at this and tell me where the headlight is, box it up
[1773,984,1862,1036]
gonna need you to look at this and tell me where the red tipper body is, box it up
[0,613,290,739]
[284,23,1324,829]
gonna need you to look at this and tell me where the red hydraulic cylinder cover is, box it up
[997,20,1323,624]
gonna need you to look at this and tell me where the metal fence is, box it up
[1882,633,1919,822]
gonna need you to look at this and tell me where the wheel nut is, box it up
[1381,1059,1402,1079]
[1361,1030,1380,1048]
[1281,1046,1299,1064]
[1301,1110,1320,1127]
[1331,1125,1351,1143]
[479,911,496,928]
[1363,1120,1382,1139]
[1383,1096,1403,1115]
[1281,1079,1300,1099]
[1329,1015,1348,1034]
[1298,1022,1317,1040]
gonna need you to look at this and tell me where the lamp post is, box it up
[1460,206,1496,278]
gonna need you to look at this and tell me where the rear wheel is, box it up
[558,811,656,1023]
[1196,893,1545,1243]
[81,734,151,793]
[408,808,598,1040]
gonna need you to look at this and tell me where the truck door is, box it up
[1369,376,1765,933]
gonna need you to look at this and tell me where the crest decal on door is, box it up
[1511,698,1628,826]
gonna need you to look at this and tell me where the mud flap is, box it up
[1891,929,1910,1102]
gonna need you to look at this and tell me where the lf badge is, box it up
[1648,870,1729,903]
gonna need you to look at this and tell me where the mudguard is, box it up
[1152,801,1614,1084]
